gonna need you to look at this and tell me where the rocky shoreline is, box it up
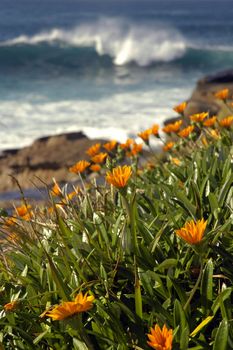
[0,70,232,205]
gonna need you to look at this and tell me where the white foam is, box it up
[2,18,187,66]
[188,42,233,52]
[0,85,191,151]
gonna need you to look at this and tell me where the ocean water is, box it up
[0,0,233,150]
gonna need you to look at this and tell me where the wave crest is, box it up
[3,18,187,66]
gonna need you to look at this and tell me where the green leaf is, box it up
[222,156,231,181]
[210,156,218,178]
[58,216,73,238]
[46,253,70,301]
[200,175,210,197]
[212,288,232,315]
[155,259,177,271]
[208,193,219,219]
[174,299,187,344]
[168,278,187,307]
[180,326,189,350]
[201,259,213,314]
[73,338,89,350]
[190,180,202,217]
[140,272,154,297]
[172,191,196,218]
[218,173,233,207]
[93,213,110,247]
[33,330,49,345]
[112,211,124,247]
[213,319,228,350]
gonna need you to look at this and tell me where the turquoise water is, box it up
[0,0,233,150]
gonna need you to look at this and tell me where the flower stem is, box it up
[74,315,95,350]
[121,194,138,254]
[183,260,203,312]
[134,256,143,319]
[121,194,142,318]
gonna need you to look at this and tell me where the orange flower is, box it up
[90,164,101,172]
[67,188,80,200]
[3,217,16,227]
[4,301,18,312]
[163,142,174,152]
[41,292,95,321]
[120,138,134,150]
[151,124,159,136]
[51,181,62,196]
[138,129,152,143]
[178,125,195,138]
[131,142,143,156]
[103,140,117,152]
[190,112,208,122]
[69,160,90,174]
[45,202,59,212]
[162,120,183,134]
[147,324,173,350]
[15,204,32,221]
[219,116,233,128]
[106,165,132,188]
[48,206,55,214]
[175,219,207,245]
[173,101,187,114]
[203,116,217,127]
[15,204,31,217]
[214,88,229,100]
[86,143,101,157]
[126,151,132,158]
[171,157,181,166]
[91,152,107,164]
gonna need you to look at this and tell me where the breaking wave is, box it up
[1,18,187,66]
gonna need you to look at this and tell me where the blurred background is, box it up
[0,0,232,150]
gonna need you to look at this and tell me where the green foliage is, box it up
[0,118,232,349]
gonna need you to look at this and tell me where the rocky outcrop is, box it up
[184,70,233,117]
[0,132,106,193]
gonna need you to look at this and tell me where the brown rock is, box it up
[0,132,107,193]
[185,70,233,117]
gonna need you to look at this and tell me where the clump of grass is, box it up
[0,90,233,349]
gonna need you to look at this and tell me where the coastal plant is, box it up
[0,90,232,349]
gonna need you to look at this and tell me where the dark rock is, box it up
[37,131,86,143]
[163,116,181,125]
[1,148,19,157]
[199,70,233,84]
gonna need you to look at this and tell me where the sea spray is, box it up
[2,18,187,66]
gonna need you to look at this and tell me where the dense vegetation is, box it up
[0,90,232,349]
